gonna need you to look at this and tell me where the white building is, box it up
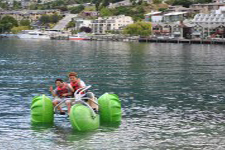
[163,12,187,23]
[193,6,225,25]
[91,15,134,34]
[108,0,152,9]
[192,6,225,38]
[145,11,187,23]
[108,0,132,9]
[145,11,163,22]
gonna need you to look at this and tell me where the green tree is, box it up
[20,20,31,26]
[194,0,211,3]
[66,21,75,29]
[0,16,18,32]
[50,14,61,23]
[70,5,85,14]
[29,4,38,10]
[100,7,112,17]
[39,15,51,24]
[123,22,152,36]
[0,1,8,9]
[94,0,101,11]
[13,1,21,10]
[79,26,92,33]
[153,0,162,4]
[158,8,167,12]
[165,0,175,5]
[173,0,193,7]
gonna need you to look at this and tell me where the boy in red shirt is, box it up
[49,78,72,115]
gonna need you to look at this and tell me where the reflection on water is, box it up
[0,39,225,149]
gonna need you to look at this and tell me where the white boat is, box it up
[17,30,51,39]
[69,33,89,40]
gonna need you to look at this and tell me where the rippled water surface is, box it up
[1,39,225,149]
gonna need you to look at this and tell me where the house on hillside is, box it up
[190,3,225,14]
[108,0,152,9]
[0,10,60,22]
[166,5,197,16]
[145,11,163,22]
[163,12,187,23]
[108,0,132,9]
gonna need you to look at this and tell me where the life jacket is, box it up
[56,85,69,98]
[70,80,84,95]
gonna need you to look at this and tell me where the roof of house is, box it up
[145,12,162,16]
[164,12,187,16]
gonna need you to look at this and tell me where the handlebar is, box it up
[74,85,92,101]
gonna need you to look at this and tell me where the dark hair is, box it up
[55,78,63,83]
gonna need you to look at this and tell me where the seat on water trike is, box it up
[30,85,122,131]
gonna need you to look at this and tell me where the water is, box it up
[0,39,225,149]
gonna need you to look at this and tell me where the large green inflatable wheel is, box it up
[69,104,99,131]
[98,93,122,124]
[30,95,54,124]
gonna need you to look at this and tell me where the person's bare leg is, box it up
[66,100,71,114]
[53,100,64,113]
[88,98,98,111]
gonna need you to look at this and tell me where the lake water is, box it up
[0,39,225,149]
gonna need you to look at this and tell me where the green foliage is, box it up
[79,26,92,33]
[123,22,152,36]
[158,8,167,12]
[165,0,175,4]
[110,6,144,21]
[0,1,8,9]
[39,15,50,24]
[39,14,61,25]
[100,7,112,17]
[106,30,120,34]
[20,20,31,26]
[153,0,162,4]
[13,1,21,10]
[11,26,31,34]
[0,16,18,33]
[50,14,61,23]
[173,0,193,7]
[71,29,78,34]
[165,0,210,5]
[95,0,102,11]
[194,0,211,3]
[66,21,76,28]
[29,4,38,10]
[70,5,85,14]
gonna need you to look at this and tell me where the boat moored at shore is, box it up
[69,33,89,40]
[17,30,51,39]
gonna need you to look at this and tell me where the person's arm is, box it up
[78,79,86,88]
[49,86,57,97]
[62,92,72,97]
[67,83,75,93]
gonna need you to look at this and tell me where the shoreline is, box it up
[139,38,225,45]
[2,34,225,45]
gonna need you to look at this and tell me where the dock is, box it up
[88,35,139,41]
[139,38,225,45]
